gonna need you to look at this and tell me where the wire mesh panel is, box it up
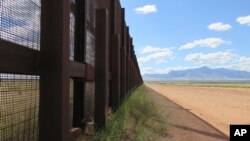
[0,0,40,50]
[69,0,75,60]
[0,74,39,141]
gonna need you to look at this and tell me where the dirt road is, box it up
[146,83,250,136]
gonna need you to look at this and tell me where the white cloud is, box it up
[134,5,157,14]
[237,57,250,71]
[236,15,250,26]
[185,51,235,65]
[184,52,250,72]
[140,46,163,53]
[141,66,198,75]
[239,57,250,65]
[138,46,173,63]
[138,57,150,63]
[156,59,168,64]
[141,53,250,75]
[179,38,231,50]
[238,57,250,67]
[208,22,232,31]
[220,56,250,72]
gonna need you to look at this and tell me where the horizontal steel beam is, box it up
[0,39,89,79]
[0,39,39,75]
[69,61,86,78]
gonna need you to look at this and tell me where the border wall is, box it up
[0,0,143,140]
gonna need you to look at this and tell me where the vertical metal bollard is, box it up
[95,8,109,128]
[120,8,127,101]
[111,34,121,110]
[40,0,70,140]
[73,0,86,129]
[126,27,130,94]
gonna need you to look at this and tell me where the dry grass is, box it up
[93,85,170,141]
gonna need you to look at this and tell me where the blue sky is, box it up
[120,0,250,75]
[0,0,40,49]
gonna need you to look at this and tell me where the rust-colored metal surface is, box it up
[85,0,96,122]
[39,0,70,140]
[0,39,39,75]
[120,14,127,100]
[95,8,109,128]
[113,0,122,34]
[86,64,95,81]
[111,34,121,110]
[70,61,86,78]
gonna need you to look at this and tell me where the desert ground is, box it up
[146,83,250,136]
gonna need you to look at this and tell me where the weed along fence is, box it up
[0,0,143,141]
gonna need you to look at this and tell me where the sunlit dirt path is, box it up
[146,83,250,136]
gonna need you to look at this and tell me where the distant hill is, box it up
[143,66,250,81]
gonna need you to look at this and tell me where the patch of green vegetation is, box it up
[93,85,169,141]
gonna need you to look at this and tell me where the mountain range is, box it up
[143,66,250,81]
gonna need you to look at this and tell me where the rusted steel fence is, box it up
[0,0,143,141]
